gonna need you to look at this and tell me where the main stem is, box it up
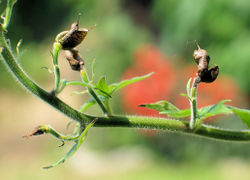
[2,30,250,141]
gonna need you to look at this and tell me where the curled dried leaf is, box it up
[23,126,45,138]
[56,22,88,50]
[65,49,84,71]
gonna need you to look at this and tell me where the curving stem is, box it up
[51,42,62,95]
[189,76,200,130]
[2,23,250,141]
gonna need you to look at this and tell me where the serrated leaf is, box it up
[43,120,96,169]
[94,76,111,98]
[160,109,191,118]
[140,100,179,112]
[198,100,232,121]
[227,106,250,128]
[96,76,109,91]
[110,72,154,95]
[140,100,191,118]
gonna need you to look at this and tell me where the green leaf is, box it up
[160,109,191,118]
[43,120,96,169]
[66,81,93,89]
[79,96,106,112]
[94,88,112,98]
[140,100,179,112]
[198,100,232,121]
[180,93,191,101]
[227,106,250,128]
[110,72,154,95]
[140,100,191,118]
[71,90,88,95]
[16,39,22,55]
[94,76,112,98]
[80,99,97,112]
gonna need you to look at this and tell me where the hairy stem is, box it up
[39,124,80,141]
[52,42,62,95]
[80,68,110,116]
[0,29,90,124]
[104,100,112,114]
[2,0,17,30]
[1,29,250,141]
[189,76,200,130]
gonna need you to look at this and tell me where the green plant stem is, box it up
[2,30,250,141]
[39,124,80,141]
[104,100,112,114]
[0,29,90,124]
[189,77,200,130]
[80,68,110,116]
[2,0,17,30]
[51,42,62,95]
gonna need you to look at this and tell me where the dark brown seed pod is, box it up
[65,49,84,71]
[59,22,89,50]
[23,126,45,138]
[193,41,219,83]
[200,65,219,83]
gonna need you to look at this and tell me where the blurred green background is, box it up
[0,0,250,179]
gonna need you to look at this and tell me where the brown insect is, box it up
[193,41,219,83]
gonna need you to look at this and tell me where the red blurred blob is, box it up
[122,44,176,115]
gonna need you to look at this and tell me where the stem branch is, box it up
[51,42,62,95]
[1,29,250,142]
[2,0,17,30]
[189,76,200,130]
[80,68,110,116]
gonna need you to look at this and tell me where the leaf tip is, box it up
[148,72,155,76]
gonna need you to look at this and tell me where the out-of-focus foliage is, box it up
[152,0,250,92]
